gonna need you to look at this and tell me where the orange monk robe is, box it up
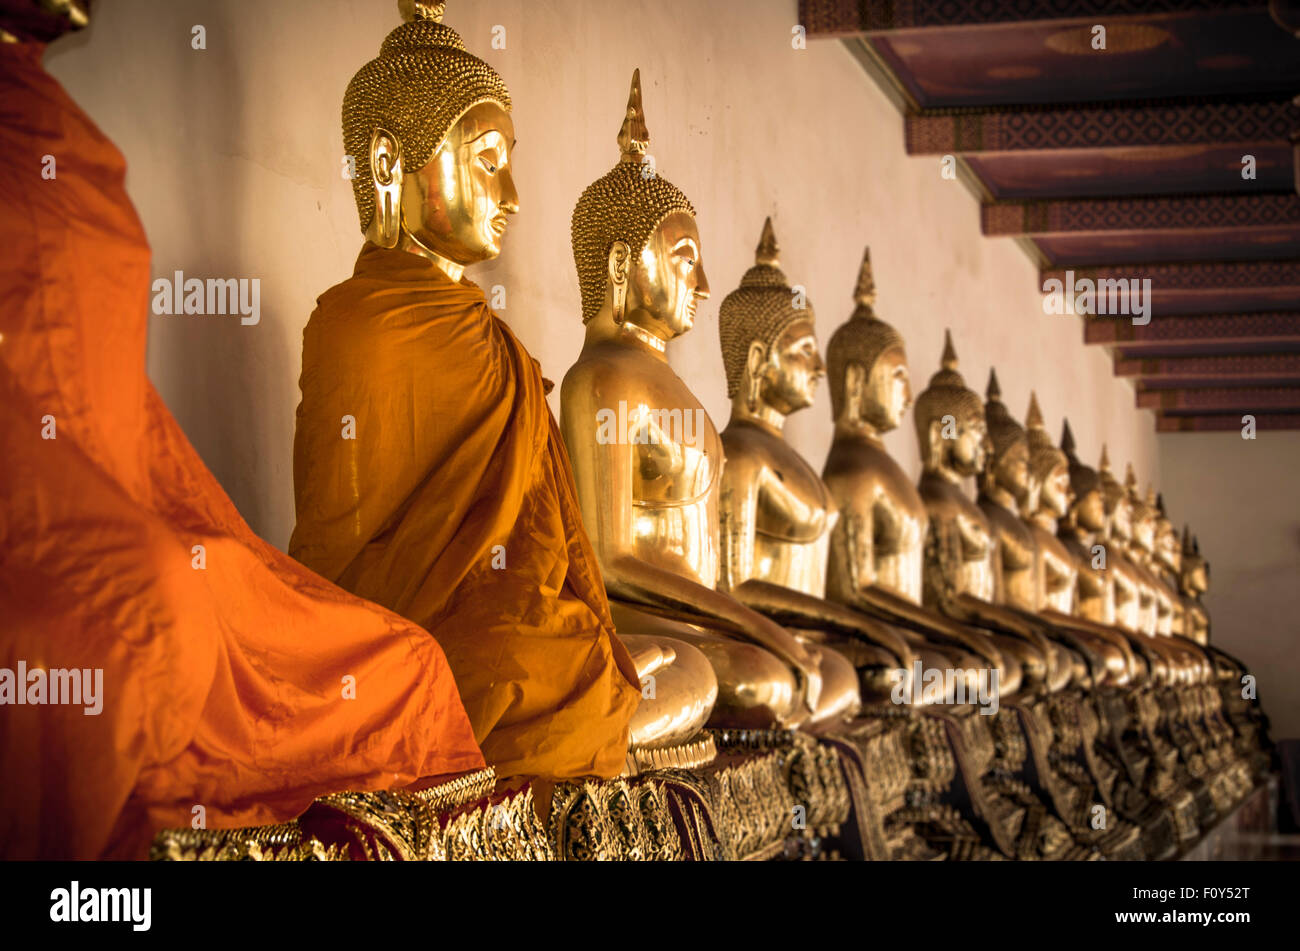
[290,244,640,780]
[0,41,484,860]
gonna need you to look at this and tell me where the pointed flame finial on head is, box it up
[854,246,877,310]
[940,328,958,371]
[1124,462,1138,492]
[1061,418,1076,455]
[756,216,780,268]
[986,367,1001,401]
[399,0,446,22]
[617,68,650,162]
[1099,443,1111,473]
[1026,391,1045,431]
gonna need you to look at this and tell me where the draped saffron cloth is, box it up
[0,42,484,860]
[289,244,640,780]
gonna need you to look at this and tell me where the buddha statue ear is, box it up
[925,418,945,469]
[368,127,404,250]
[608,240,632,324]
[842,361,866,424]
[744,341,767,413]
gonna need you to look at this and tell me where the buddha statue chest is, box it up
[1062,535,1110,623]
[1031,525,1077,614]
[824,437,928,605]
[920,474,995,604]
[981,501,1037,609]
[622,372,723,588]
[724,425,833,597]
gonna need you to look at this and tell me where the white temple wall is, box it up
[1157,434,1300,739]
[46,0,1160,550]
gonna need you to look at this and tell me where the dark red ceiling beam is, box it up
[1137,386,1300,411]
[799,0,1259,35]
[1086,312,1300,348]
[984,193,1300,236]
[1155,412,1300,431]
[1115,352,1300,380]
[1042,260,1300,315]
[905,98,1298,155]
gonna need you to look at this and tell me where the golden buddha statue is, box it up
[291,1,659,781]
[820,252,1019,694]
[1055,421,1141,684]
[562,71,855,730]
[909,334,1078,697]
[1178,529,1210,647]
[1017,395,1140,688]
[715,222,911,705]
[819,259,1092,860]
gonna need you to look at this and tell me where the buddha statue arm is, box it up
[731,576,913,667]
[824,512,997,667]
[562,396,820,696]
[719,460,910,664]
[604,553,820,687]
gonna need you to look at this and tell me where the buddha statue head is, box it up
[1154,494,1182,576]
[1098,446,1132,543]
[1126,468,1158,556]
[913,330,987,478]
[1059,420,1105,534]
[0,0,89,42]
[343,1,517,273]
[826,248,911,436]
[572,69,706,343]
[980,368,1028,505]
[719,218,823,417]
[1180,527,1209,599]
[1025,393,1071,523]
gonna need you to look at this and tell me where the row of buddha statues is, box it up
[258,1,1273,861]
[5,0,1268,860]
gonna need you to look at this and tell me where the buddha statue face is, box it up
[1182,551,1208,597]
[914,331,987,477]
[624,211,709,340]
[1130,495,1156,554]
[755,319,823,414]
[1073,484,1106,533]
[1156,517,1181,574]
[867,346,913,430]
[1039,461,1072,519]
[390,102,518,266]
[949,410,990,477]
[990,439,1030,503]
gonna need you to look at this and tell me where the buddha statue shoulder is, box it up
[289,1,646,780]
[715,223,911,703]
[561,71,850,730]
[818,251,1012,687]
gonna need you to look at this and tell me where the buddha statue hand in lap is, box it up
[562,71,853,730]
[290,2,659,780]
[715,220,910,708]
